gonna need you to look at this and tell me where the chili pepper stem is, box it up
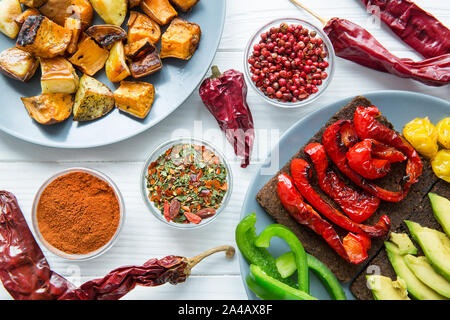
[289,0,328,26]
[185,245,235,275]
[210,65,222,79]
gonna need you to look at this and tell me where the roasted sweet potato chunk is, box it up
[114,80,154,119]
[169,0,199,12]
[127,11,161,45]
[128,0,141,8]
[15,8,40,26]
[0,47,38,82]
[86,24,127,49]
[16,15,72,58]
[19,0,47,7]
[140,0,177,26]
[105,41,130,82]
[65,17,82,54]
[68,35,109,76]
[40,0,93,30]
[21,93,73,125]
[160,18,201,60]
[125,39,162,78]
[40,56,79,93]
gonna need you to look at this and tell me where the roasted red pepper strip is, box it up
[353,106,423,188]
[305,143,380,223]
[361,0,450,59]
[371,140,407,163]
[290,159,390,238]
[277,174,370,264]
[346,139,391,180]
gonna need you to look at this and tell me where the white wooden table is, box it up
[0,0,449,300]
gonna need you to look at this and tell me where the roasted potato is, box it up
[21,93,73,125]
[40,0,93,30]
[15,8,41,26]
[65,17,82,54]
[169,0,198,12]
[114,80,154,118]
[0,0,22,39]
[140,0,177,26]
[73,74,114,121]
[128,0,141,8]
[16,15,72,58]
[0,47,38,82]
[68,35,109,76]
[127,11,161,45]
[105,41,130,82]
[160,18,201,60]
[40,57,79,94]
[19,0,47,7]
[125,39,162,78]
[89,0,127,26]
[86,24,126,48]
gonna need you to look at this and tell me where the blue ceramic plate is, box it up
[0,0,226,148]
[239,90,450,300]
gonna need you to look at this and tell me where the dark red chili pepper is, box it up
[346,139,391,180]
[0,191,235,300]
[184,212,202,224]
[322,119,408,202]
[304,143,380,223]
[361,0,450,59]
[353,106,423,188]
[199,66,255,168]
[290,159,390,238]
[163,200,170,222]
[323,18,450,86]
[277,174,370,264]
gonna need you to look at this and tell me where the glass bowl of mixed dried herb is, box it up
[141,138,232,228]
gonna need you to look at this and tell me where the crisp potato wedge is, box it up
[73,74,114,121]
[127,11,161,45]
[21,93,73,125]
[19,0,47,7]
[0,0,22,39]
[114,80,154,119]
[85,24,126,48]
[160,18,201,60]
[169,0,199,12]
[89,0,127,26]
[65,17,82,54]
[40,0,93,30]
[105,40,130,82]
[140,0,177,26]
[16,15,72,58]
[68,35,109,76]
[40,56,79,94]
[0,47,38,82]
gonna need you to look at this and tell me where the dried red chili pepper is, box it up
[277,174,370,264]
[290,159,390,238]
[0,191,235,300]
[323,17,450,86]
[361,0,450,59]
[199,66,255,168]
[305,143,380,223]
[184,212,202,224]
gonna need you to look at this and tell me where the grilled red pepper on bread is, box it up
[346,139,392,179]
[305,143,380,223]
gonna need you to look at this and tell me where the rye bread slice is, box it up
[350,180,449,300]
[256,95,438,283]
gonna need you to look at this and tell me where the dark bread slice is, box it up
[350,180,449,300]
[256,96,438,283]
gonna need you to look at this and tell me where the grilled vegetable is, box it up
[105,41,130,82]
[125,39,162,78]
[73,74,114,121]
[15,8,40,26]
[68,35,109,76]
[0,47,38,82]
[0,0,22,39]
[114,80,154,119]
[16,15,72,58]
[21,93,73,125]
[89,0,127,26]
[86,24,127,49]
[65,17,82,54]
[19,0,47,7]
[40,56,79,94]
[160,17,201,60]
[140,0,177,26]
[169,0,198,12]
[40,0,93,30]
[127,11,161,44]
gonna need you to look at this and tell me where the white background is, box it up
[0,0,449,299]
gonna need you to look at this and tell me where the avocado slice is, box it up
[390,232,417,255]
[405,220,450,281]
[366,275,410,300]
[405,255,450,298]
[385,241,446,300]
[429,193,450,237]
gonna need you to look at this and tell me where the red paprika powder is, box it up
[36,171,120,255]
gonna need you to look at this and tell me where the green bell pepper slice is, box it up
[248,264,317,300]
[254,224,309,293]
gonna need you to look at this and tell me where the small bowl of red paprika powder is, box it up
[32,168,125,261]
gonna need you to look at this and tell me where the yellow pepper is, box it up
[436,117,450,149]
[403,117,438,159]
[431,149,450,183]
